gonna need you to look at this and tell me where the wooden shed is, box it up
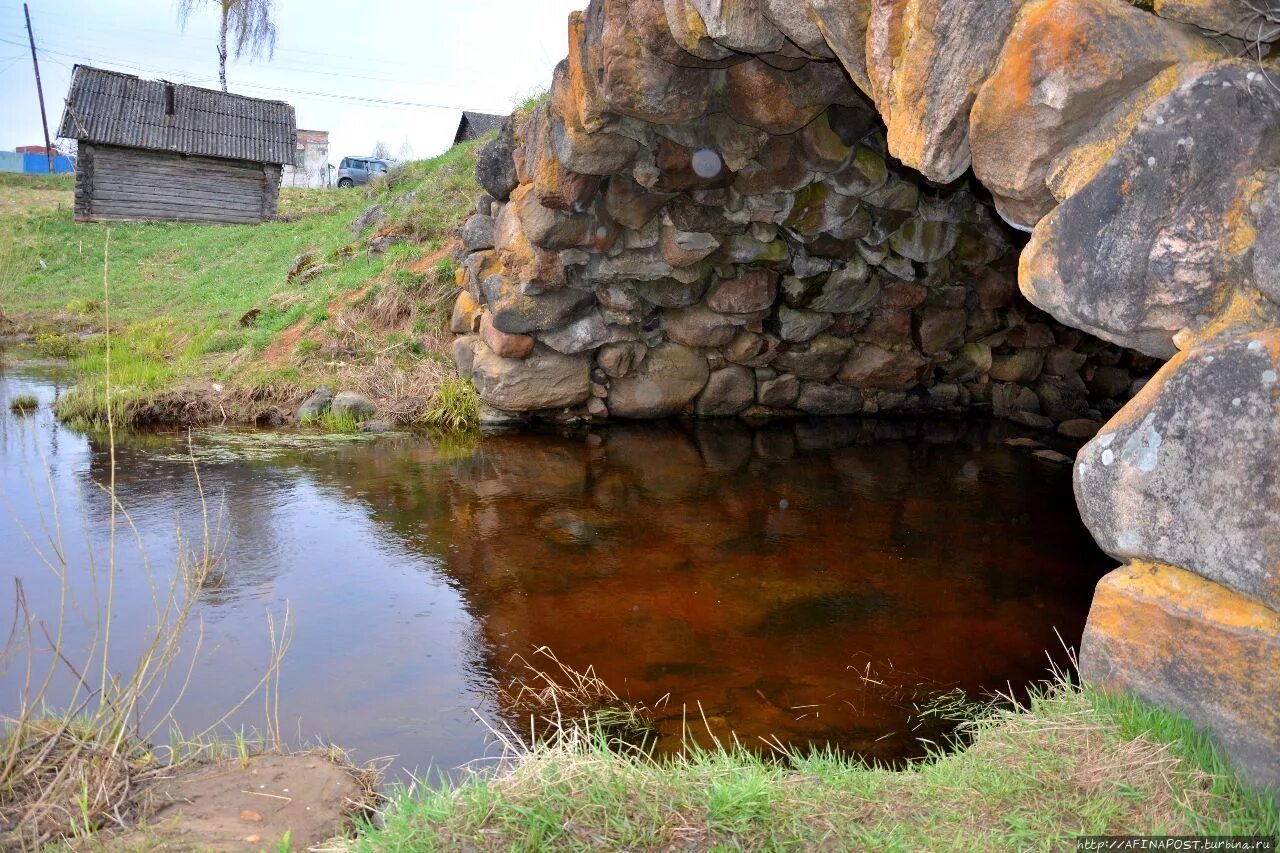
[452,111,507,145]
[57,65,297,224]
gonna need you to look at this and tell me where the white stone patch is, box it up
[1146,156,1157,168]
[1116,529,1143,552]
[1249,340,1263,351]
[1233,397,1242,406]
[1155,115,1165,125]
[1117,412,1162,473]
[1101,448,1115,466]
[1264,370,1277,384]
[1034,76,1070,110]
[1097,432,1116,448]
[1077,461,1091,477]
[1204,355,1215,363]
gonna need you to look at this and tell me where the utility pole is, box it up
[23,3,55,175]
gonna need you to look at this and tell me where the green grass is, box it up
[0,141,486,429]
[352,683,1279,851]
[9,393,38,414]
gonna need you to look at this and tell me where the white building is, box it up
[282,129,331,188]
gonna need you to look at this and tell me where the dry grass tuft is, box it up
[490,647,657,751]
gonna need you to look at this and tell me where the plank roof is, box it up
[57,65,297,165]
[453,111,507,145]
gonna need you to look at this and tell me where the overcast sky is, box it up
[0,0,585,161]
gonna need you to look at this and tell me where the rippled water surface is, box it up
[0,360,1110,775]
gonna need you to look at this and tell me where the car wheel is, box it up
[338,178,354,188]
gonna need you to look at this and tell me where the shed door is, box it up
[89,146,269,224]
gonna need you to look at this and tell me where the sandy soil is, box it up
[114,753,364,850]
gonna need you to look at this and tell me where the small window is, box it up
[369,161,387,173]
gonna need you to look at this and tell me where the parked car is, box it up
[336,156,394,188]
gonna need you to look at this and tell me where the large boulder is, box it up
[481,274,594,335]
[475,119,518,202]
[695,364,756,415]
[1021,62,1280,358]
[471,342,593,411]
[707,269,778,315]
[725,58,862,135]
[664,303,740,347]
[481,312,536,359]
[663,0,741,61]
[331,391,376,421]
[1075,333,1280,610]
[761,0,834,57]
[796,381,863,414]
[837,344,929,389]
[297,386,333,422]
[534,309,614,355]
[547,66,640,177]
[1080,561,1280,796]
[772,334,852,380]
[690,0,786,53]
[1152,0,1280,41]
[608,342,711,417]
[969,0,1226,229]
[865,0,1024,183]
[622,0,746,68]
[599,10,716,125]
[804,0,874,96]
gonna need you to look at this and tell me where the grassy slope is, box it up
[0,142,483,427]
[354,685,1278,851]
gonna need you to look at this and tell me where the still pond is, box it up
[0,360,1110,778]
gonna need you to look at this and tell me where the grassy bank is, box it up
[0,143,484,429]
[353,683,1278,850]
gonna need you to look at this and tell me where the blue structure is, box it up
[20,152,74,174]
[0,151,21,173]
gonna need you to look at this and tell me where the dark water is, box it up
[0,360,1110,776]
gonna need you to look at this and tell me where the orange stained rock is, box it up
[1081,560,1280,784]
[564,11,596,132]
[970,0,1226,218]
[1086,560,1279,655]
[1045,64,1188,203]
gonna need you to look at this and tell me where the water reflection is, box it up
[0,361,1109,775]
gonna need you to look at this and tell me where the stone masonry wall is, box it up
[447,0,1280,796]
[454,107,1152,431]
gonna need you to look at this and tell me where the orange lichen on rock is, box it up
[1045,63,1189,203]
[1080,561,1279,792]
[866,0,1024,183]
[970,0,1227,227]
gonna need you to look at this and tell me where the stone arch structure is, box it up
[450,0,1280,792]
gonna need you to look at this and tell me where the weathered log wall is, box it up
[74,144,280,224]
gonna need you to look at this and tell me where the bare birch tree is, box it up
[177,0,278,92]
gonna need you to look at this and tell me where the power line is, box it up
[0,34,511,114]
